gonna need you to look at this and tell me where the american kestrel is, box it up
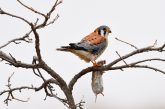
[56,25,111,66]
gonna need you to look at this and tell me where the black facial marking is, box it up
[98,29,101,35]
[103,28,107,36]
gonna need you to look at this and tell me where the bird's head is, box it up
[94,25,111,37]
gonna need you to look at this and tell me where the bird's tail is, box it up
[56,43,79,51]
[56,46,71,51]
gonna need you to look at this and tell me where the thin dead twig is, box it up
[0,18,39,49]
[46,14,59,26]
[116,51,128,66]
[68,42,165,92]
[2,72,30,105]
[133,65,165,74]
[17,0,46,17]
[76,99,85,109]
[130,58,165,65]
[0,8,30,25]
[36,0,62,29]
[108,43,165,67]
[0,30,32,49]
[47,0,62,17]
[1,76,59,105]
[115,37,138,49]
[0,50,40,68]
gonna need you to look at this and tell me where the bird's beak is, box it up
[109,30,112,33]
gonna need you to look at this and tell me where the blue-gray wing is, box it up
[69,40,107,55]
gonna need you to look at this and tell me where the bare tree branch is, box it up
[0,8,31,25]
[110,64,165,75]
[30,24,42,62]
[0,74,62,105]
[132,65,165,74]
[116,51,128,66]
[1,1,77,108]
[35,78,59,91]
[68,43,165,92]
[47,0,62,17]
[115,37,138,49]
[108,43,165,67]
[0,51,39,68]
[1,72,30,105]
[36,0,62,29]
[46,14,59,26]
[41,61,76,109]
[129,58,165,65]
[0,30,32,49]
[17,0,46,17]
[0,18,39,49]
[76,99,85,109]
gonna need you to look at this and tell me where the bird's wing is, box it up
[69,33,107,54]
[82,32,106,45]
[57,32,107,54]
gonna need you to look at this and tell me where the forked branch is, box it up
[68,41,165,91]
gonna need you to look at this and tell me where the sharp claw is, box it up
[92,61,101,67]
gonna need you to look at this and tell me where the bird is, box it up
[56,25,111,66]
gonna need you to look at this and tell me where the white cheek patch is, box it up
[100,29,105,36]
[100,29,109,36]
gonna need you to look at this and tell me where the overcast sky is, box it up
[0,0,165,109]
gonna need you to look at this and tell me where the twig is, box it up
[108,43,165,67]
[0,50,40,68]
[0,30,32,49]
[116,51,128,66]
[110,64,165,75]
[46,14,59,26]
[0,86,35,96]
[68,43,165,92]
[76,99,85,109]
[148,40,157,48]
[2,72,31,105]
[36,0,62,29]
[133,65,165,74]
[32,56,57,98]
[7,72,15,88]
[35,78,59,91]
[47,0,62,17]
[130,58,165,65]
[17,0,46,17]
[115,37,138,49]
[9,53,17,63]
[0,8,31,25]
[0,78,60,105]
[0,18,40,49]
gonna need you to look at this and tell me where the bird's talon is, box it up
[92,61,101,67]
[94,64,101,67]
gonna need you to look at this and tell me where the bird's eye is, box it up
[103,28,106,31]
[103,28,107,36]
